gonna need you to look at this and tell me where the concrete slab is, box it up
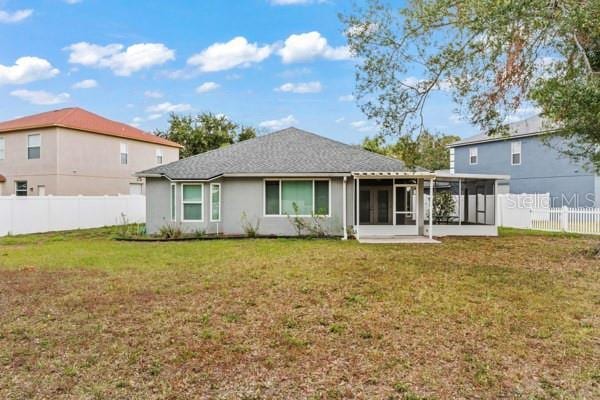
[358,236,441,244]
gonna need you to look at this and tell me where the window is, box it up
[156,149,163,164]
[120,143,128,165]
[0,137,5,160]
[15,181,27,196]
[449,148,455,173]
[170,183,176,221]
[28,134,41,160]
[265,179,330,216]
[511,141,522,165]
[265,181,280,215]
[129,183,143,195]
[181,184,203,221]
[469,147,478,165]
[210,183,221,222]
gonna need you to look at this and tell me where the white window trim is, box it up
[27,134,41,159]
[120,143,128,165]
[263,178,331,218]
[511,141,522,166]
[170,183,176,221]
[181,183,204,222]
[0,136,5,160]
[210,183,221,222]
[469,147,478,165]
[156,148,163,165]
[15,181,28,196]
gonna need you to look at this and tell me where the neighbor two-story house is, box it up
[0,108,181,196]
[448,115,600,207]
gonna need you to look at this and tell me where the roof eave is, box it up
[448,130,556,148]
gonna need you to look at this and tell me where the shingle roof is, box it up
[449,115,559,147]
[0,107,182,148]
[138,127,422,180]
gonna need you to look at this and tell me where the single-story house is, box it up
[137,128,508,240]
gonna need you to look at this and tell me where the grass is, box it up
[0,227,599,399]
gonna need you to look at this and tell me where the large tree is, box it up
[342,0,600,168]
[156,113,257,158]
[363,131,460,171]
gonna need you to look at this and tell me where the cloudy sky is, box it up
[0,0,531,143]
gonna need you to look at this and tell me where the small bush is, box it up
[433,191,456,224]
[158,224,183,239]
[241,212,260,237]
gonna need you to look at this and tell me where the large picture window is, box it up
[182,184,203,221]
[265,179,330,216]
[210,183,221,222]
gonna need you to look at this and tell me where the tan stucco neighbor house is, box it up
[0,107,181,196]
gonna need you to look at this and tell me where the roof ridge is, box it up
[55,107,79,124]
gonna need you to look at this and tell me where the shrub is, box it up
[287,202,331,237]
[158,224,183,239]
[433,191,456,224]
[240,212,260,237]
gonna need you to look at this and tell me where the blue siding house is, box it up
[449,116,600,207]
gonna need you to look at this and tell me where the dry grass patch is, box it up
[0,228,599,399]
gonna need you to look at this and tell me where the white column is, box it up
[342,176,348,240]
[392,178,396,225]
[356,177,360,240]
[429,178,435,239]
[458,178,462,226]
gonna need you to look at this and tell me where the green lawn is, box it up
[0,228,599,399]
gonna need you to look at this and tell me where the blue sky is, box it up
[0,0,490,143]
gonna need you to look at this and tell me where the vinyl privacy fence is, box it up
[0,195,145,236]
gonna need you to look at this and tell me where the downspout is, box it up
[342,176,348,240]
[356,177,360,240]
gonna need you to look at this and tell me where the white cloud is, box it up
[338,94,354,102]
[259,115,297,131]
[0,57,59,85]
[505,105,542,123]
[64,0,82,4]
[401,76,452,92]
[350,120,376,132]
[66,42,175,76]
[0,9,33,23]
[335,117,345,123]
[449,113,463,124]
[269,0,325,4]
[276,81,322,94]
[144,90,163,99]
[188,36,272,72]
[278,31,351,63]
[11,89,70,105]
[146,102,192,114]
[147,113,163,120]
[196,81,220,93]
[72,79,98,89]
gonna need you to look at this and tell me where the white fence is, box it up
[0,195,145,236]
[531,207,600,235]
[497,193,600,235]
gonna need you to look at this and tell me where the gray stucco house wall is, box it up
[146,176,356,236]
[450,116,599,207]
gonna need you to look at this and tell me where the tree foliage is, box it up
[342,0,600,168]
[156,112,257,158]
[363,131,460,171]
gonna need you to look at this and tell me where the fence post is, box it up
[561,206,569,232]
[529,208,533,229]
